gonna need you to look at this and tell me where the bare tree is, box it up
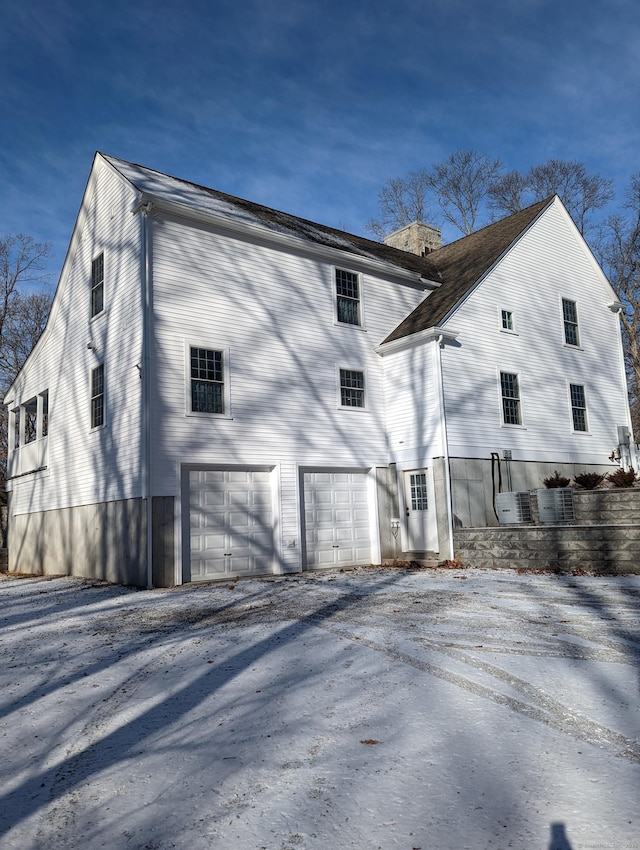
[425,150,503,235]
[0,236,52,503]
[487,170,530,216]
[0,290,53,388]
[367,150,502,240]
[0,235,50,342]
[366,169,433,239]
[598,174,640,433]
[489,160,614,236]
[528,160,614,235]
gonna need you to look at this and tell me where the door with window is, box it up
[403,469,438,552]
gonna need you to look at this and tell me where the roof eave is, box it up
[376,326,459,356]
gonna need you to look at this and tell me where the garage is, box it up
[187,468,274,582]
[303,470,372,568]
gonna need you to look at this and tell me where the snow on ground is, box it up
[0,566,639,850]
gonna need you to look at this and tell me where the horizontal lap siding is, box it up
[441,203,628,464]
[149,215,426,571]
[382,345,442,460]
[9,164,144,514]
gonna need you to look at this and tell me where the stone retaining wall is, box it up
[454,487,640,574]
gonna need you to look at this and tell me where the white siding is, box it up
[147,213,426,571]
[440,201,629,464]
[8,161,144,514]
[382,342,443,463]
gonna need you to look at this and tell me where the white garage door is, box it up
[188,469,274,581]
[303,470,372,569]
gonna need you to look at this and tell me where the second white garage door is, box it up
[188,468,274,582]
[303,470,372,569]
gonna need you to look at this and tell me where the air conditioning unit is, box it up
[496,492,533,524]
[536,488,575,523]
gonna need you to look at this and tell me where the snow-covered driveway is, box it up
[1,566,639,849]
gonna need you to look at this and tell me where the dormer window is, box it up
[335,269,361,326]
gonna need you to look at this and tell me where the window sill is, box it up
[185,412,233,420]
[90,307,108,325]
[562,343,583,351]
[500,329,518,336]
[500,423,527,430]
[333,320,367,332]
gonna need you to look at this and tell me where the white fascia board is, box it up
[375,326,459,356]
[132,192,440,291]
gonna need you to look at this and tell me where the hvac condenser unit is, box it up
[496,492,533,524]
[536,488,575,523]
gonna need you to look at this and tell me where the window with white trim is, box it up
[501,309,514,331]
[41,390,49,438]
[91,364,104,428]
[12,408,20,451]
[24,397,37,444]
[335,269,361,326]
[562,298,579,346]
[339,368,365,408]
[500,371,521,425]
[570,383,588,432]
[10,390,50,450]
[190,347,225,414]
[91,253,104,318]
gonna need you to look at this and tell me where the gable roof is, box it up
[104,154,556,345]
[102,154,440,282]
[381,196,554,344]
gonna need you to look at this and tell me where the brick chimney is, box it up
[384,221,441,256]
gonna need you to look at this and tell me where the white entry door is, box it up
[403,469,438,552]
[188,468,274,581]
[303,470,372,568]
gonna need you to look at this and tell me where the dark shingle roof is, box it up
[103,154,554,345]
[381,196,554,344]
[103,154,440,279]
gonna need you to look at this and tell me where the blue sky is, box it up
[1,0,639,280]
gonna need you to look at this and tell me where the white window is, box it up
[501,309,514,331]
[562,298,579,346]
[500,371,521,425]
[570,384,588,432]
[190,347,225,414]
[91,364,104,428]
[24,397,38,444]
[339,368,365,408]
[91,253,104,318]
[12,408,20,451]
[40,390,49,438]
[335,269,361,326]
[10,391,50,449]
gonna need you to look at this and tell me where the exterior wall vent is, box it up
[496,492,533,524]
[537,488,575,523]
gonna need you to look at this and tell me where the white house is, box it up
[4,153,633,586]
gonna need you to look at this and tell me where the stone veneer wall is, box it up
[453,488,640,574]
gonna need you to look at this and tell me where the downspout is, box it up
[140,202,153,589]
[436,334,455,560]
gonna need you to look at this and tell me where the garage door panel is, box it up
[188,468,274,581]
[303,471,372,569]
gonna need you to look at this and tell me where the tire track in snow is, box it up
[309,617,640,764]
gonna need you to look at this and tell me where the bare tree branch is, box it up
[425,150,503,235]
